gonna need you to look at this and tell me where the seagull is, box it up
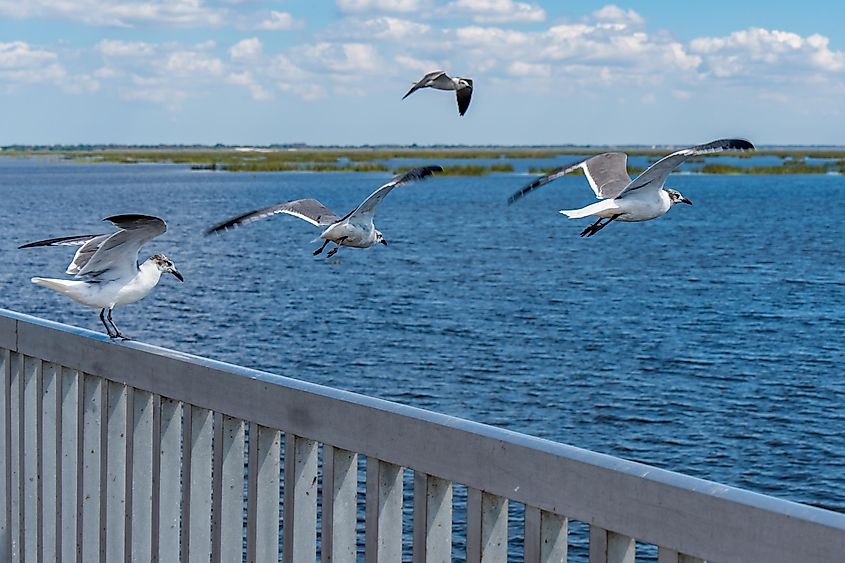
[508,139,755,237]
[402,71,473,116]
[19,214,183,339]
[207,166,443,257]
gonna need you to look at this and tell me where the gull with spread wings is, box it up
[207,166,443,257]
[19,214,183,339]
[402,71,473,116]
[508,139,755,237]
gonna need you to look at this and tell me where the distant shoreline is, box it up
[2,146,844,176]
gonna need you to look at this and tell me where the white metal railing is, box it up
[1,308,844,562]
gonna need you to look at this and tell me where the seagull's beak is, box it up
[380,239,388,246]
[171,269,184,282]
[681,197,693,205]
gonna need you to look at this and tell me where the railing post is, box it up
[525,506,566,563]
[365,459,402,563]
[282,434,318,563]
[322,446,358,563]
[466,489,507,563]
[413,473,452,563]
[1,349,11,562]
[253,425,280,563]
[590,526,635,563]
[214,415,244,563]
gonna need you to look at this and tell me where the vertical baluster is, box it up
[255,426,281,563]
[10,353,20,563]
[589,527,634,563]
[466,489,507,563]
[188,406,214,563]
[80,374,105,563]
[413,473,452,563]
[215,416,245,563]
[365,459,402,563]
[22,356,41,562]
[283,434,318,563]
[61,368,82,563]
[105,382,128,562]
[322,446,358,563]
[40,363,59,563]
[1,349,11,562]
[131,390,154,563]
[658,548,706,563]
[156,398,182,561]
[524,506,566,563]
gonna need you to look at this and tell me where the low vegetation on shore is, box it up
[2,146,844,175]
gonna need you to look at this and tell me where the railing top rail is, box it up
[2,308,844,563]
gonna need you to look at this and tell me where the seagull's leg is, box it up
[580,218,606,237]
[107,308,129,340]
[99,308,115,338]
[584,214,621,238]
[313,239,331,256]
[326,237,347,258]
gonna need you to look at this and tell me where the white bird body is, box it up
[562,189,672,222]
[20,214,182,339]
[319,221,378,249]
[32,259,164,309]
[509,139,755,237]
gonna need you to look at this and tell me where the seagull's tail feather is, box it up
[31,277,82,297]
[560,200,618,219]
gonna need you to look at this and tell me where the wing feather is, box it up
[344,166,443,222]
[206,199,341,235]
[402,70,447,99]
[508,152,631,204]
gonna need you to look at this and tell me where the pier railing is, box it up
[1,308,844,562]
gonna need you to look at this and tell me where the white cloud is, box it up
[164,51,225,76]
[227,71,272,100]
[445,0,545,23]
[0,40,98,93]
[229,38,262,60]
[255,10,298,31]
[591,5,644,28]
[294,42,381,75]
[97,39,156,57]
[336,0,426,13]
[0,0,226,27]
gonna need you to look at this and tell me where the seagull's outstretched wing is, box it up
[508,152,631,205]
[76,214,167,277]
[206,199,341,235]
[344,166,443,223]
[618,139,755,197]
[456,79,473,116]
[402,70,447,99]
[18,233,110,275]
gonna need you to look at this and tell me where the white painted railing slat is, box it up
[157,398,182,561]
[131,389,155,563]
[217,416,245,563]
[41,363,59,563]
[22,356,40,562]
[254,425,281,563]
[59,368,81,563]
[467,489,507,563]
[188,406,214,563]
[105,382,128,562]
[365,459,403,563]
[0,349,9,562]
[413,472,452,563]
[80,373,104,563]
[282,434,319,563]
[322,446,358,563]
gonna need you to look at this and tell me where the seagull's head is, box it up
[375,230,388,246]
[150,254,184,282]
[666,188,693,206]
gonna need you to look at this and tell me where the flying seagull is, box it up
[207,166,443,257]
[19,214,183,339]
[402,71,473,116]
[508,139,755,237]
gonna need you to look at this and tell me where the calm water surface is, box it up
[1,158,843,555]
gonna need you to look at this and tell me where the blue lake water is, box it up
[1,158,844,556]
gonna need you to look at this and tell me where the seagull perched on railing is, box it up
[402,71,473,116]
[207,166,443,257]
[19,214,183,339]
[508,139,755,237]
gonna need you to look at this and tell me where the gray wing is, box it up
[18,233,110,275]
[507,152,630,205]
[206,199,341,235]
[76,214,167,277]
[345,166,443,222]
[619,139,755,197]
[402,70,447,99]
[456,81,472,116]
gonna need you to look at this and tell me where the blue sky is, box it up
[2,1,845,145]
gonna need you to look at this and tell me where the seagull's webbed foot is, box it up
[313,239,331,255]
[580,214,621,238]
[106,309,130,340]
[325,237,347,258]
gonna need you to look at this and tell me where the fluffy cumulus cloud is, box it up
[336,0,428,13]
[0,0,226,27]
[0,41,98,93]
[444,0,545,24]
[254,10,298,31]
